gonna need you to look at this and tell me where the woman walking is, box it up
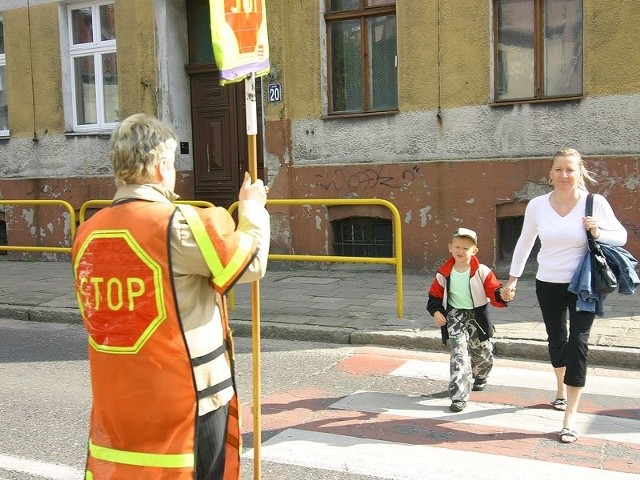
[504,148,627,443]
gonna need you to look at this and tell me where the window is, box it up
[494,0,583,102]
[498,216,539,265]
[0,17,8,135]
[0,213,6,255]
[325,1,397,114]
[68,1,118,130]
[332,217,392,257]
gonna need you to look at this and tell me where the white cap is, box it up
[452,227,478,245]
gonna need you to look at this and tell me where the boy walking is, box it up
[427,228,510,412]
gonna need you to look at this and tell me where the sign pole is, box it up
[245,72,262,479]
[208,1,269,475]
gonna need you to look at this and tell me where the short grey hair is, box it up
[109,113,178,187]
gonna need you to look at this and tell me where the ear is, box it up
[152,162,164,183]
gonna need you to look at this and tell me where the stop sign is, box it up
[224,0,263,54]
[74,230,166,353]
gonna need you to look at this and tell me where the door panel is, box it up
[186,0,265,209]
[190,71,242,207]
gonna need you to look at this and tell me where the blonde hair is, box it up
[109,113,178,187]
[552,148,597,191]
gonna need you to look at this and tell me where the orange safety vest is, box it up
[72,200,257,480]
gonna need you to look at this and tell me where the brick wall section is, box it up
[0,173,194,260]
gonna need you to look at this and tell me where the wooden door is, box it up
[186,0,264,209]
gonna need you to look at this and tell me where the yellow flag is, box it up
[209,0,270,85]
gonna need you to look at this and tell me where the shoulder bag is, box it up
[586,193,618,294]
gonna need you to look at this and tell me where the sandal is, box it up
[551,398,567,411]
[559,428,578,444]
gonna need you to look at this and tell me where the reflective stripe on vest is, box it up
[177,204,255,292]
[89,439,194,469]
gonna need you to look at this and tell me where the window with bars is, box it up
[0,213,6,254]
[325,0,397,114]
[332,217,392,257]
[498,216,540,265]
[68,1,119,130]
[493,0,583,103]
[0,17,8,135]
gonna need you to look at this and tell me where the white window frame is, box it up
[0,16,8,137]
[67,0,118,132]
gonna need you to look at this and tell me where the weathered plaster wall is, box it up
[284,95,640,165]
[264,0,640,162]
[0,173,195,260]
[155,0,193,172]
[4,3,63,137]
[262,0,640,271]
[2,0,639,273]
[3,8,36,137]
[264,0,321,120]
[437,0,490,108]
[585,1,640,94]
[0,0,193,176]
[114,0,158,118]
[269,156,640,272]
[0,135,112,178]
[265,0,640,121]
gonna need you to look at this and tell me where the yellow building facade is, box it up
[1,0,639,272]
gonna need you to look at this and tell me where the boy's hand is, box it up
[433,311,447,327]
[502,277,518,302]
[500,286,515,302]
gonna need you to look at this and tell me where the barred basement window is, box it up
[498,216,539,264]
[332,217,392,257]
[0,218,7,255]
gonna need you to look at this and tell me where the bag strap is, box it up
[585,193,594,217]
[585,193,596,242]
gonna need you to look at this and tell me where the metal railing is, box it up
[0,200,77,253]
[229,198,404,317]
[1,197,404,317]
[0,199,216,253]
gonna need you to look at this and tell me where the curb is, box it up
[231,320,355,345]
[0,305,82,324]
[2,305,638,370]
[229,320,640,370]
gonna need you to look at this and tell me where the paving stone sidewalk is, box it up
[0,260,638,369]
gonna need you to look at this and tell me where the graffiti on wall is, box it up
[313,166,419,192]
[589,160,640,196]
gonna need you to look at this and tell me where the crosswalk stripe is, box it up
[390,359,640,399]
[0,454,82,480]
[246,428,640,480]
[248,354,640,477]
[328,390,640,444]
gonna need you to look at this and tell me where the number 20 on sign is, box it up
[268,83,282,103]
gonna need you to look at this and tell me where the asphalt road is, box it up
[1,318,639,480]
[0,319,397,479]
